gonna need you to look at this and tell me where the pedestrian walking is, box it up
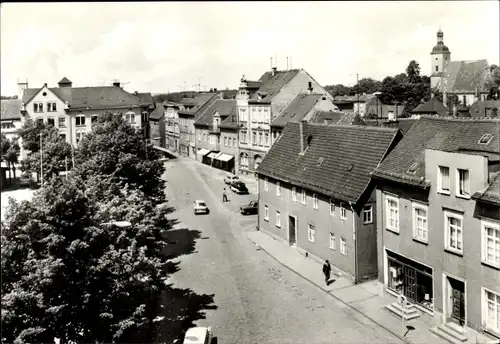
[322,260,331,285]
[222,188,228,202]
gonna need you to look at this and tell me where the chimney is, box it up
[214,88,217,92]
[272,67,277,76]
[307,81,313,94]
[44,83,48,87]
[299,120,306,153]
[113,81,120,88]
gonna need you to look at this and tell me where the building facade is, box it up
[365,95,405,120]
[164,102,181,152]
[20,78,152,146]
[1,99,25,159]
[236,68,332,176]
[372,116,500,341]
[257,121,402,282]
[148,103,166,147]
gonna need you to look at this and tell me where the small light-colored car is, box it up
[224,174,239,185]
[193,200,209,215]
[19,173,34,188]
[182,326,213,344]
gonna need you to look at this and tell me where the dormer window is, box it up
[478,133,493,145]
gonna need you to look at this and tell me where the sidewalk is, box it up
[247,230,448,344]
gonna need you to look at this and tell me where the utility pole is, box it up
[39,133,44,186]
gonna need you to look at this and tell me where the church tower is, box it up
[430,29,451,89]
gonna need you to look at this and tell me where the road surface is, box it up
[162,158,404,344]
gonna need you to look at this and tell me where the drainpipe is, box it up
[349,201,358,284]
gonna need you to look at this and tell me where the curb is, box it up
[246,233,411,344]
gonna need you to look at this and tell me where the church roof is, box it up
[58,77,72,84]
[431,44,450,54]
[436,60,490,94]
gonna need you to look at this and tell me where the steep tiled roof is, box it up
[309,110,345,124]
[149,103,165,120]
[135,92,154,106]
[58,77,72,84]
[469,100,500,117]
[249,69,301,103]
[22,86,144,110]
[411,97,450,116]
[194,99,237,126]
[271,93,324,128]
[437,60,490,94]
[257,122,401,205]
[333,94,373,103]
[219,112,238,129]
[1,99,22,121]
[373,117,500,188]
[178,93,220,117]
[337,112,358,125]
[473,172,500,205]
[364,119,418,135]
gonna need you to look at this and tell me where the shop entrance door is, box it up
[448,277,465,325]
[403,266,417,303]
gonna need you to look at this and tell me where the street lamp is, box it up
[101,220,132,228]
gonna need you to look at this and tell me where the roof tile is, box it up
[1,99,22,120]
[271,93,325,128]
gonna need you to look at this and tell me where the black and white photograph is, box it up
[1,2,499,343]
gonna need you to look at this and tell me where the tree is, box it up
[405,60,422,84]
[1,113,176,343]
[1,134,21,180]
[352,78,382,95]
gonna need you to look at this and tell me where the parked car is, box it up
[181,326,213,344]
[240,200,258,215]
[230,181,248,194]
[224,174,239,185]
[193,200,209,215]
[19,173,34,188]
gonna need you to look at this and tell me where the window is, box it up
[276,181,281,196]
[457,169,470,198]
[385,195,399,232]
[264,177,268,191]
[482,220,500,267]
[484,289,500,334]
[478,133,494,145]
[76,115,86,126]
[47,102,57,112]
[435,65,439,72]
[412,203,428,243]
[312,193,319,209]
[264,206,269,221]
[301,189,306,205]
[329,233,336,250]
[340,238,347,255]
[47,117,55,127]
[76,131,85,144]
[438,166,450,194]
[363,205,373,224]
[232,138,236,147]
[276,211,281,227]
[240,130,247,143]
[445,211,463,254]
[265,132,269,146]
[340,203,347,220]
[330,199,336,215]
[60,133,66,141]
[36,118,44,126]
[291,187,297,202]
[34,102,43,112]
[198,132,201,142]
[224,137,228,146]
[126,112,136,124]
[308,224,315,242]
[91,115,98,125]
[252,132,256,145]
[259,132,263,146]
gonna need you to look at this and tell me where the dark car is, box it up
[230,181,248,194]
[240,200,258,215]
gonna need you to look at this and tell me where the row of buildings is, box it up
[255,115,500,343]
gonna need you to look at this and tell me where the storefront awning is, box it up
[207,152,220,159]
[216,153,234,162]
[198,148,210,156]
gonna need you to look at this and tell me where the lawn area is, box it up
[1,188,36,221]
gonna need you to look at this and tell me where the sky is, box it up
[1,1,499,96]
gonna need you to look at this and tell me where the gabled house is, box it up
[371,116,500,342]
[256,121,403,282]
[218,113,239,171]
[164,101,182,153]
[1,99,25,160]
[270,92,338,145]
[194,99,237,171]
[20,78,153,146]
[411,97,450,118]
[236,68,333,176]
[148,103,166,147]
[177,93,221,159]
